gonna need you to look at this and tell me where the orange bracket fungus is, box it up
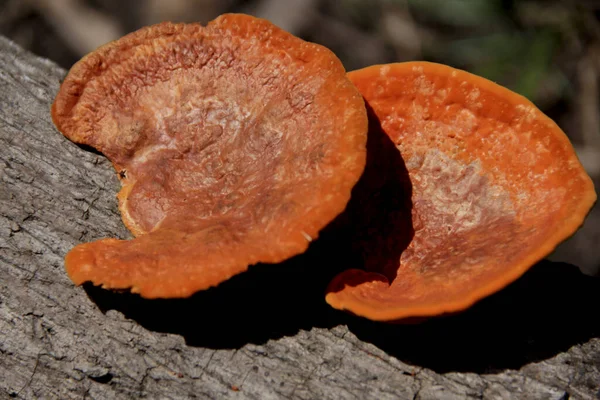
[51,14,367,298]
[325,61,597,322]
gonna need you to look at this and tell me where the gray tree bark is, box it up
[1,35,599,400]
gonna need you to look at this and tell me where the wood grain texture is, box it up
[1,35,599,400]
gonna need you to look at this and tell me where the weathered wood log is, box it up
[1,35,599,400]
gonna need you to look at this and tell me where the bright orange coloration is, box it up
[52,14,367,298]
[326,61,596,321]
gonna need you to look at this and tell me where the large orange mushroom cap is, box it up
[52,14,367,298]
[326,61,596,321]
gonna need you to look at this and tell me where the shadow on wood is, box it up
[85,258,600,375]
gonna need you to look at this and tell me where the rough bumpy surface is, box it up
[1,36,599,399]
[326,62,597,321]
[51,14,367,298]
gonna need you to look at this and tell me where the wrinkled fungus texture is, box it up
[326,62,597,321]
[52,14,367,298]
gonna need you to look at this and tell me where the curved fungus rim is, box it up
[325,61,597,322]
[52,13,368,299]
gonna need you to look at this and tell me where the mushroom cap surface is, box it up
[326,61,596,321]
[52,14,367,298]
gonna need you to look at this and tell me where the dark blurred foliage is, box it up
[1,0,598,275]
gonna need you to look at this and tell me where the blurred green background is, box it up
[1,0,598,275]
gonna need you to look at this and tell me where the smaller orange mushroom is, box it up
[326,61,597,322]
[52,14,367,298]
